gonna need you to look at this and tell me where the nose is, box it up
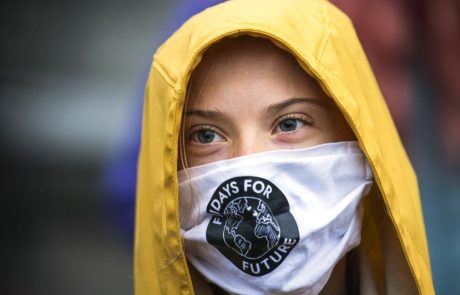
[231,132,269,158]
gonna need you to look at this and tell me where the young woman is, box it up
[134,0,435,294]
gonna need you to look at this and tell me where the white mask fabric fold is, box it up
[178,141,374,295]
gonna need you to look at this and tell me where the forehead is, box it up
[187,36,330,109]
[190,37,306,86]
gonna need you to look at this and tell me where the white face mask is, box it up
[178,141,373,295]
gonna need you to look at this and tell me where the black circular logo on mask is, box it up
[206,176,299,276]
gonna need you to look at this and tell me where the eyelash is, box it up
[272,114,313,133]
[187,125,225,143]
[186,113,313,144]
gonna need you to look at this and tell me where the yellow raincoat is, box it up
[135,0,435,294]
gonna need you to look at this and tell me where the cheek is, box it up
[272,121,351,149]
[185,144,229,167]
[272,130,326,149]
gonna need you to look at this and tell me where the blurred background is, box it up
[1,0,458,294]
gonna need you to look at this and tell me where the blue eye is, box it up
[197,130,217,143]
[273,115,311,134]
[190,127,225,144]
[278,118,298,132]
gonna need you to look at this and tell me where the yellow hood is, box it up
[135,0,434,294]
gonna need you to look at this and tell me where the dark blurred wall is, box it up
[1,0,178,294]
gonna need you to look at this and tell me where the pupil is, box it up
[198,130,215,143]
[279,119,297,131]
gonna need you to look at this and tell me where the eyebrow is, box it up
[185,109,222,119]
[264,97,328,115]
[184,97,327,119]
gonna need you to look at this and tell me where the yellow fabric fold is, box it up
[135,0,434,293]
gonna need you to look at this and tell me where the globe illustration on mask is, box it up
[206,176,299,276]
[223,197,281,259]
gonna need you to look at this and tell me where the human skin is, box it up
[181,36,355,168]
[180,36,356,294]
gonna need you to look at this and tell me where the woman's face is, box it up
[182,37,354,167]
